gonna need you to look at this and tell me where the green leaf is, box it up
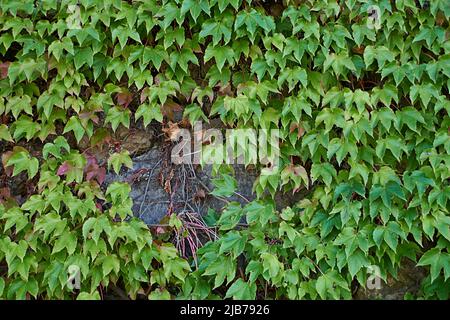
[135,103,163,127]
[211,174,237,197]
[199,14,233,46]
[261,252,282,278]
[347,250,370,278]
[105,106,131,132]
[102,254,121,277]
[74,47,94,70]
[77,291,101,300]
[277,67,307,92]
[108,150,133,174]
[204,45,234,72]
[0,124,13,142]
[225,279,256,300]
[418,248,450,282]
[311,163,337,188]
[6,148,39,179]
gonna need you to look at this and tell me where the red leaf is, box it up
[0,62,10,79]
[84,154,106,184]
[96,168,106,185]
[95,202,103,212]
[156,226,166,234]
[57,162,71,176]
[79,111,99,124]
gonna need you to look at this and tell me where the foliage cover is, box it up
[0,0,449,299]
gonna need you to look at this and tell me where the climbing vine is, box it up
[0,0,449,299]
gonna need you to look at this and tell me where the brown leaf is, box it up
[352,46,365,55]
[194,188,206,201]
[116,91,133,108]
[162,100,183,121]
[140,89,148,103]
[1,150,12,172]
[217,83,233,96]
[164,179,171,194]
[90,128,112,148]
[79,111,99,124]
[0,187,10,199]
[162,122,182,141]
[289,122,305,139]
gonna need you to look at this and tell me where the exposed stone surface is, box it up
[104,145,255,224]
[105,143,303,225]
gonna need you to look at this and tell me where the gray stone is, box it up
[105,145,302,225]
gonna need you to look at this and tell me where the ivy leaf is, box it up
[34,212,67,241]
[396,106,425,132]
[82,216,111,244]
[199,14,233,46]
[0,124,13,142]
[42,136,70,160]
[223,94,251,118]
[371,84,398,107]
[148,288,171,300]
[347,250,370,278]
[52,231,77,255]
[211,174,237,197]
[135,103,163,127]
[77,291,101,300]
[364,46,395,69]
[410,84,440,108]
[7,58,46,84]
[181,0,211,23]
[311,163,337,188]
[204,45,234,72]
[63,116,86,143]
[225,279,256,300]
[143,46,169,71]
[280,165,309,191]
[183,103,208,123]
[6,148,39,179]
[203,255,235,288]
[105,106,131,132]
[219,231,246,256]
[277,67,307,92]
[417,248,450,282]
[43,261,65,295]
[108,150,133,174]
[403,170,435,195]
[169,48,198,73]
[74,47,94,70]
[244,200,274,227]
[102,254,121,277]
[261,252,282,278]
[316,270,349,299]
[217,202,243,231]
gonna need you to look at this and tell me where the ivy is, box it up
[0,0,449,300]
